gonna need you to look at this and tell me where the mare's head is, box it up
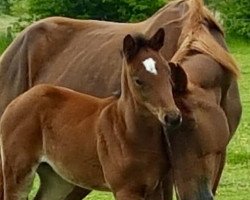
[122,28,188,129]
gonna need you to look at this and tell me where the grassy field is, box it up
[0,16,249,199]
[215,38,250,200]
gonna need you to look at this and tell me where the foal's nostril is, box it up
[164,112,182,129]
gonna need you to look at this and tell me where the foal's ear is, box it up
[169,62,188,93]
[149,28,165,51]
[123,34,138,61]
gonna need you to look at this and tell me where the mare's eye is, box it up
[133,77,143,87]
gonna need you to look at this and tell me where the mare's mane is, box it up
[166,0,240,78]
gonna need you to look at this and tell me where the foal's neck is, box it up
[114,62,160,137]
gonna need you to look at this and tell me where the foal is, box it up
[0,29,184,200]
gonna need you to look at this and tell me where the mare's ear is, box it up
[149,28,165,51]
[169,62,188,93]
[123,34,137,61]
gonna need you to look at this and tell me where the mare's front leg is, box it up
[161,170,173,200]
[212,151,226,195]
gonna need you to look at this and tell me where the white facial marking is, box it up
[143,58,158,75]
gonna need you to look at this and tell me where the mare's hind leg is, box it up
[35,164,91,200]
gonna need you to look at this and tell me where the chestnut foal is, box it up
[0,29,183,200]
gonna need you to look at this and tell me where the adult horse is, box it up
[0,0,241,199]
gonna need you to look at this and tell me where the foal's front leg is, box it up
[115,189,145,200]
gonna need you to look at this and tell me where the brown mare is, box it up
[0,29,186,200]
[0,0,241,199]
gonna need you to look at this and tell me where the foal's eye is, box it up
[133,77,143,87]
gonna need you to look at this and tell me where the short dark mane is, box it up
[123,34,155,61]
[133,34,151,49]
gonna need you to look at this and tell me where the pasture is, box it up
[0,16,249,200]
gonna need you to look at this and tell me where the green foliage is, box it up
[8,15,37,35]
[12,0,165,22]
[8,0,30,16]
[207,0,250,38]
[0,0,11,14]
[0,31,13,54]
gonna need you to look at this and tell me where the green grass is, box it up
[215,37,250,200]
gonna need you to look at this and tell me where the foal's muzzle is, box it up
[164,111,182,130]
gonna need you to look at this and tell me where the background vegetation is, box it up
[0,0,249,199]
[1,0,165,22]
[207,0,250,38]
[1,0,250,38]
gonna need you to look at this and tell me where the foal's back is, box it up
[1,83,116,141]
[1,84,112,132]
[0,84,114,190]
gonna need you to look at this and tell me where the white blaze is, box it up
[142,58,157,75]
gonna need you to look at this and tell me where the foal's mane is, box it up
[168,0,240,78]
[132,34,154,49]
[123,33,158,61]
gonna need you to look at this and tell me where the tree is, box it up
[0,0,11,14]
[207,0,250,38]
[26,0,165,22]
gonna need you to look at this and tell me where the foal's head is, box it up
[122,28,187,129]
